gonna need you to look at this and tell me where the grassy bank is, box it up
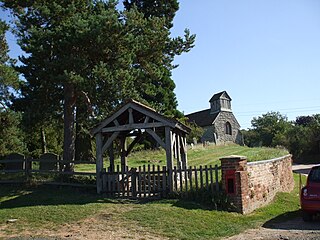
[0,174,302,239]
[75,144,289,172]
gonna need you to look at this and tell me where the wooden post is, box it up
[25,158,30,181]
[108,142,115,172]
[95,132,104,194]
[165,126,173,193]
[162,166,167,197]
[176,133,181,168]
[181,135,188,170]
[120,137,127,172]
[132,168,137,198]
[215,164,219,192]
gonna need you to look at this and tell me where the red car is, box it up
[300,166,320,221]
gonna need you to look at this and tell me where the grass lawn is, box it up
[0,174,303,239]
[75,144,289,172]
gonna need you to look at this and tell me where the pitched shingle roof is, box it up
[186,109,219,127]
[209,91,231,102]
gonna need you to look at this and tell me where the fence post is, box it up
[24,158,29,182]
[162,166,167,197]
[132,168,137,198]
[95,132,104,194]
[215,165,219,192]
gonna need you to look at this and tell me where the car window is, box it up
[308,167,320,183]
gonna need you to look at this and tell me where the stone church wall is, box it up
[214,112,242,145]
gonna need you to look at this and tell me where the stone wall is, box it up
[220,154,294,214]
[214,112,243,145]
[202,125,215,142]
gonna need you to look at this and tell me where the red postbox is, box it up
[225,170,236,194]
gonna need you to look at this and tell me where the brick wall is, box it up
[220,154,294,214]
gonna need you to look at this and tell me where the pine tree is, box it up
[0,20,25,156]
[0,20,18,109]
[123,0,195,116]
[2,0,195,164]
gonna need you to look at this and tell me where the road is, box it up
[225,163,320,240]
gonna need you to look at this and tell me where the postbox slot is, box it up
[227,178,235,194]
[225,170,236,194]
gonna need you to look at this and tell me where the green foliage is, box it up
[0,110,26,156]
[245,112,320,159]
[122,0,195,117]
[0,20,19,109]
[124,0,179,28]
[2,0,195,161]
[178,116,204,144]
[286,114,320,157]
[250,112,292,147]
[22,120,63,158]
[176,187,235,211]
[0,20,25,156]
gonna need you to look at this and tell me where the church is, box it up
[186,91,243,145]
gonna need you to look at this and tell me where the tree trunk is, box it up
[41,128,47,154]
[63,83,76,171]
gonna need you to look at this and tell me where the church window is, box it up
[226,122,232,135]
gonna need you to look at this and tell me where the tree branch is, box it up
[78,90,95,117]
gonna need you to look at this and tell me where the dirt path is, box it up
[225,217,320,240]
[1,210,167,240]
[4,216,320,240]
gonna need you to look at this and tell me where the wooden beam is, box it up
[165,126,173,192]
[126,132,144,157]
[181,135,188,170]
[101,122,165,133]
[91,103,131,135]
[176,133,181,168]
[172,132,176,150]
[114,119,119,126]
[95,133,103,194]
[108,142,115,172]
[128,108,134,124]
[120,137,127,172]
[145,129,166,149]
[91,101,185,136]
[144,116,150,123]
[102,132,120,153]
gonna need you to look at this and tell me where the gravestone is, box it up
[39,153,59,171]
[4,153,25,171]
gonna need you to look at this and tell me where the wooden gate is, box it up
[101,164,221,198]
[101,165,168,198]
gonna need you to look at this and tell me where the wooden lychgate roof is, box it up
[91,99,191,136]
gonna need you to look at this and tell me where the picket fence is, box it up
[98,164,220,198]
[0,154,221,198]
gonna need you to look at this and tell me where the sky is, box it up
[171,0,320,129]
[1,0,320,129]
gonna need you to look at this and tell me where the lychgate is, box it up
[91,99,190,195]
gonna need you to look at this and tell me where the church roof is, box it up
[209,91,232,102]
[185,109,219,127]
